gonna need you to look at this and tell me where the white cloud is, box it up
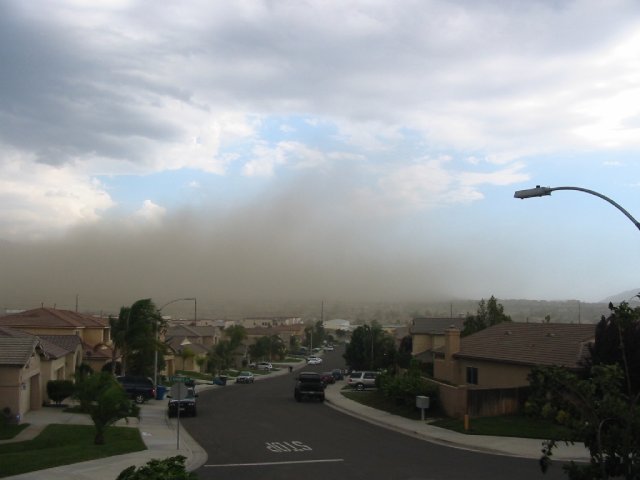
[0,145,114,240]
[134,200,166,224]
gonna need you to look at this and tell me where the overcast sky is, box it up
[2,0,640,315]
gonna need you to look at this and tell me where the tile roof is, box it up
[166,325,219,338]
[455,322,596,368]
[245,325,305,336]
[39,335,83,357]
[0,336,40,366]
[0,327,80,359]
[83,341,113,360]
[411,317,466,335]
[0,307,108,329]
[166,337,209,355]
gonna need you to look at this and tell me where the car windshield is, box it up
[239,371,251,376]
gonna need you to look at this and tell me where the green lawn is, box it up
[341,389,424,420]
[341,389,574,440]
[431,416,576,440]
[0,424,146,478]
[0,423,29,440]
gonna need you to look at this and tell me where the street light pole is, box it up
[155,297,197,389]
[514,185,640,231]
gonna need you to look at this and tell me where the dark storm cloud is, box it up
[0,2,184,165]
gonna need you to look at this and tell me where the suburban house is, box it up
[0,326,83,420]
[410,317,466,363]
[323,318,352,332]
[239,316,303,328]
[431,322,596,418]
[164,325,222,374]
[238,324,307,364]
[0,307,115,372]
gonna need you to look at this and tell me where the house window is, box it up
[466,367,478,385]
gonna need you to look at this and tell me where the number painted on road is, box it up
[266,441,312,453]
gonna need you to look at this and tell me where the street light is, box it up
[155,297,197,389]
[514,185,640,231]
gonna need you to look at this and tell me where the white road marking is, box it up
[204,458,344,468]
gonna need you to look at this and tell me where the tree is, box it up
[526,301,640,479]
[177,347,195,371]
[206,339,236,374]
[462,295,512,337]
[109,309,128,375]
[343,323,396,371]
[396,335,413,370]
[249,335,286,362]
[46,380,74,406]
[112,299,165,377]
[73,371,139,445]
[126,299,165,377]
[527,364,640,479]
[586,301,640,396]
[304,321,325,349]
[224,324,247,349]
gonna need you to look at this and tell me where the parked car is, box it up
[347,371,378,391]
[167,387,198,417]
[117,375,156,404]
[324,345,335,351]
[307,356,322,365]
[320,372,335,385]
[236,371,254,384]
[294,372,325,402]
[256,362,273,371]
[331,368,344,381]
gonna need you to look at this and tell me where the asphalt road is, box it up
[183,350,568,480]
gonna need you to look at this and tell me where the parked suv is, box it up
[347,371,378,391]
[167,387,198,417]
[117,375,156,403]
[294,372,325,402]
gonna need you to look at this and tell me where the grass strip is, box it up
[342,390,423,420]
[0,423,29,440]
[0,424,146,478]
[431,416,575,440]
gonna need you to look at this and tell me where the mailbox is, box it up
[416,395,430,409]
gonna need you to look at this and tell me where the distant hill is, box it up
[600,289,640,304]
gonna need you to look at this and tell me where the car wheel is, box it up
[320,395,325,402]
[295,394,301,402]
[134,394,145,404]
[192,409,197,417]
[356,383,364,391]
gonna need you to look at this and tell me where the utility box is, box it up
[416,395,430,421]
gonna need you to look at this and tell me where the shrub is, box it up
[116,455,197,480]
[46,380,75,405]
[377,370,438,407]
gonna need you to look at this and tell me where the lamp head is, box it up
[514,185,552,199]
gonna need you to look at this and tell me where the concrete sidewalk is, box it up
[2,365,590,479]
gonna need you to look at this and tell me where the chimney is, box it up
[444,326,461,360]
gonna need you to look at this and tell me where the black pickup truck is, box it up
[294,372,325,402]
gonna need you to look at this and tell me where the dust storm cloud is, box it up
[0,175,469,314]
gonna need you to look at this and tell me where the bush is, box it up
[116,455,197,480]
[46,380,75,405]
[377,370,438,407]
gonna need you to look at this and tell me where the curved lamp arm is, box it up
[514,185,640,232]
